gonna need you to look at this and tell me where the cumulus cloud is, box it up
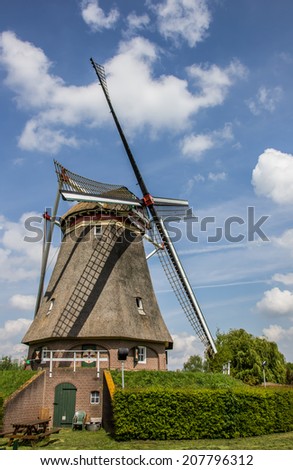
[153,0,211,47]
[180,123,233,160]
[0,31,107,153]
[0,31,245,153]
[0,212,57,282]
[247,86,282,115]
[252,148,293,205]
[263,324,293,342]
[168,332,204,370]
[0,318,32,341]
[0,319,31,359]
[256,287,293,316]
[10,294,36,311]
[273,229,293,258]
[187,60,247,108]
[80,0,119,31]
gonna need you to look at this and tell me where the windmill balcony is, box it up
[30,349,109,378]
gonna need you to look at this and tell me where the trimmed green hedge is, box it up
[112,388,293,440]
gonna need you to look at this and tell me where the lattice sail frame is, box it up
[54,160,141,206]
[149,220,214,351]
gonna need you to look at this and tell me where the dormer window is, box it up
[47,298,55,315]
[94,225,102,237]
[136,297,145,315]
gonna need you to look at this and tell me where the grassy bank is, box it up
[0,370,37,399]
[111,370,247,390]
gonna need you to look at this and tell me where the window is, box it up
[90,391,100,404]
[136,297,145,315]
[47,298,55,315]
[136,346,146,364]
[94,225,102,237]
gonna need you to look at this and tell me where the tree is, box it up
[183,354,205,372]
[205,328,287,385]
[0,355,20,370]
[286,362,293,385]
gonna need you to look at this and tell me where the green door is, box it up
[53,382,77,427]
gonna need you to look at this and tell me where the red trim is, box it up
[143,194,154,207]
[43,212,51,221]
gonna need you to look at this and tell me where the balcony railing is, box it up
[41,349,109,377]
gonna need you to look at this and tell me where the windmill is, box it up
[23,59,216,372]
[89,59,216,356]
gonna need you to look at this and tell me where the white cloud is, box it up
[252,148,293,205]
[0,212,57,282]
[80,0,119,31]
[0,319,31,359]
[0,31,108,153]
[256,287,293,316]
[126,13,150,33]
[0,318,32,342]
[168,332,204,370]
[263,324,293,342]
[153,0,211,47]
[10,294,35,311]
[208,172,227,182]
[273,273,293,286]
[181,123,234,160]
[0,31,246,153]
[19,120,80,154]
[247,86,282,115]
[187,60,247,108]
[273,229,293,257]
[181,133,214,160]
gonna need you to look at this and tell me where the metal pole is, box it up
[121,361,125,389]
[34,186,61,316]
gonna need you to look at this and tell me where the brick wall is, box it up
[28,338,169,372]
[3,339,170,432]
[3,369,104,433]
[3,372,46,433]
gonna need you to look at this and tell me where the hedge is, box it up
[112,388,293,440]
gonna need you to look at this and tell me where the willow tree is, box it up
[205,328,286,385]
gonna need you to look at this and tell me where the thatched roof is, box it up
[23,203,172,348]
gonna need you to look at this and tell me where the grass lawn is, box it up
[1,428,293,450]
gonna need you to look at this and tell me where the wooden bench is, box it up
[41,427,62,438]
[3,427,61,447]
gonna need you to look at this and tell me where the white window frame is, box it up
[137,346,147,364]
[136,297,145,315]
[94,225,102,237]
[47,299,55,315]
[90,390,100,405]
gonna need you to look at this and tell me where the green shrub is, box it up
[112,388,293,441]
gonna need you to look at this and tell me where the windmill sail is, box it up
[91,59,217,355]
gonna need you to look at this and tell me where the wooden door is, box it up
[53,382,77,427]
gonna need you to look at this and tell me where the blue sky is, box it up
[0,0,293,369]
